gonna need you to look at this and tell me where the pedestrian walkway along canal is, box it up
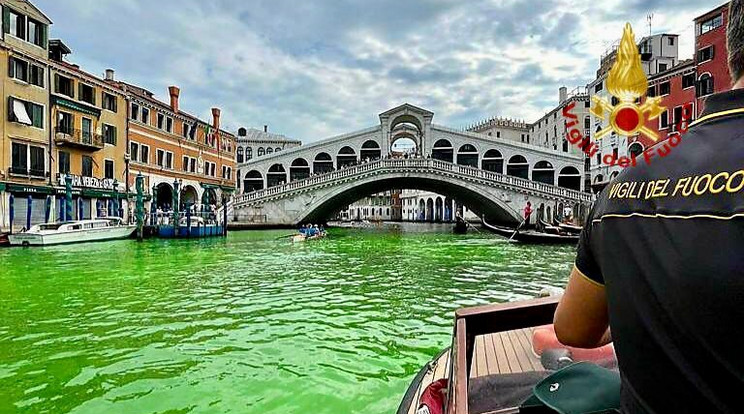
[0,224,575,414]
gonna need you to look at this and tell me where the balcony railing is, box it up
[54,127,104,150]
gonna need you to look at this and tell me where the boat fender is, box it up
[540,348,574,371]
[416,378,447,414]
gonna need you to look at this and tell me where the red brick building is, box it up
[695,3,731,115]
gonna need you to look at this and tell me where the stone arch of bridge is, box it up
[297,173,522,225]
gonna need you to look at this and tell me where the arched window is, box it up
[481,149,503,173]
[266,147,274,155]
[628,142,644,158]
[432,139,453,162]
[360,140,381,161]
[698,73,714,97]
[246,147,253,161]
[236,147,244,163]
[276,147,282,152]
[267,164,286,188]
[337,146,357,168]
[532,161,555,185]
[314,152,334,174]
[243,170,263,193]
[257,147,265,157]
[559,166,582,191]
[290,158,310,181]
[456,144,478,167]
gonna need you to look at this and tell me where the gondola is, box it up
[481,218,579,245]
[453,217,468,234]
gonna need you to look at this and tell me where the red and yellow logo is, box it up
[591,23,665,141]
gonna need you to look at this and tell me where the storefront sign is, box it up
[56,174,116,190]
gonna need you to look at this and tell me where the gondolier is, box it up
[554,5,744,413]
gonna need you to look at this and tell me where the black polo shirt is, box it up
[575,89,744,414]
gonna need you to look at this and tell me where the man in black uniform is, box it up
[554,2,744,413]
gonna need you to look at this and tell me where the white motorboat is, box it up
[8,217,135,246]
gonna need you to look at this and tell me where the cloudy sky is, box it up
[36,0,723,142]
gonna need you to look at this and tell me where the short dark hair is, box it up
[728,0,744,81]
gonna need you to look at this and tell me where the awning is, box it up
[7,183,55,194]
[82,189,120,198]
[0,182,6,192]
[13,100,33,125]
[52,96,101,118]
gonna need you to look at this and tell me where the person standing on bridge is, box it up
[554,5,744,413]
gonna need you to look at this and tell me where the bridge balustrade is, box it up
[233,159,593,206]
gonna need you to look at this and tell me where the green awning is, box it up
[220,185,235,192]
[7,183,55,194]
[0,182,5,192]
[82,189,119,198]
[52,96,101,118]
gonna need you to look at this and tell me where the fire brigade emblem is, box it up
[591,23,665,141]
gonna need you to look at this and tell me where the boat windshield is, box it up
[37,224,64,231]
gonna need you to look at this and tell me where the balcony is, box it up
[54,127,104,150]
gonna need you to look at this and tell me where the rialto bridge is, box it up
[230,104,593,226]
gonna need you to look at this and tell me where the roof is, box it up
[648,59,695,81]
[237,128,300,143]
[6,0,52,25]
[379,103,434,117]
[694,3,728,22]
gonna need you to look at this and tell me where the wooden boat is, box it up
[7,217,135,246]
[291,232,326,243]
[482,219,579,245]
[453,217,468,234]
[0,232,9,247]
[398,297,562,414]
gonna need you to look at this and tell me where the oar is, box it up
[508,219,526,242]
[276,233,299,240]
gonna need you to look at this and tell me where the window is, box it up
[496,131,501,138]
[165,152,173,169]
[130,142,139,162]
[57,111,73,134]
[82,156,93,177]
[190,158,196,173]
[55,74,74,98]
[81,118,92,144]
[659,63,667,72]
[183,156,189,171]
[594,82,603,93]
[29,146,44,176]
[8,57,28,82]
[157,113,165,129]
[27,18,45,48]
[166,117,173,133]
[103,93,117,112]
[697,45,714,63]
[156,149,165,167]
[140,145,149,164]
[612,148,618,159]
[659,81,671,96]
[611,96,620,106]
[9,97,42,128]
[104,160,114,180]
[697,74,714,97]
[246,147,252,160]
[668,37,675,46]
[141,107,149,124]
[79,84,95,105]
[131,103,139,121]
[103,124,117,145]
[211,163,216,177]
[58,151,70,174]
[660,111,669,129]
[699,14,723,35]
[183,122,190,138]
[11,142,27,174]
[266,147,274,155]
[672,106,684,131]
[237,147,244,163]
[258,147,265,157]
[682,73,695,89]
[585,101,590,108]
[8,10,25,39]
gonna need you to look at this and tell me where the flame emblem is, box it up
[592,23,665,141]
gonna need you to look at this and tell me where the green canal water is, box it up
[0,224,575,414]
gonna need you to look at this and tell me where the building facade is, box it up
[235,126,300,193]
[0,1,52,230]
[115,81,235,212]
[694,4,730,115]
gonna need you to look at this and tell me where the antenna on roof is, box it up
[647,13,654,36]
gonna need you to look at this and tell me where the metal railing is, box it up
[8,166,46,178]
[233,158,594,206]
[54,127,104,149]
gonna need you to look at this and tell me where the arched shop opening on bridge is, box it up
[244,170,264,193]
[360,140,381,161]
[558,166,582,191]
[457,144,478,167]
[337,146,357,169]
[267,164,287,188]
[532,161,555,186]
[314,152,334,174]
[481,149,504,173]
[506,155,529,179]
[432,139,453,162]
[290,158,311,181]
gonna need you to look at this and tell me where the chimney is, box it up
[105,69,115,81]
[264,125,268,133]
[559,86,568,104]
[211,107,221,130]
[168,86,180,113]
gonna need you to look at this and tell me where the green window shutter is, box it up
[78,83,83,100]
[8,56,14,78]
[112,126,117,145]
[40,24,47,49]
[7,96,14,122]
[2,7,9,34]
[54,73,59,93]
